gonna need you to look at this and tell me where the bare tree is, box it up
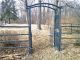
[37,0,42,30]
[61,0,80,23]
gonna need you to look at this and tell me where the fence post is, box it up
[71,24,72,34]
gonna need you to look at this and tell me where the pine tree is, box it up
[0,0,18,24]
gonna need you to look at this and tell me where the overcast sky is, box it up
[0,0,79,18]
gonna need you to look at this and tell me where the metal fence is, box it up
[62,23,80,36]
[0,24,32,54]
[50,23,80,50]
[62,23,80,44]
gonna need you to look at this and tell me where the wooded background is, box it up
[0,0,80,24]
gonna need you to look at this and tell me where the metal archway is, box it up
[27,2,62,54]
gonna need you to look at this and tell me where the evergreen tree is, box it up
[0,0,18,24]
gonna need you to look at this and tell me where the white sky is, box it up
[0,0,79,2]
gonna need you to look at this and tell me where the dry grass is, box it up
[0,30,20,47]
[29,25,80,60]
[0,28,28,47]
[0,24,80,60]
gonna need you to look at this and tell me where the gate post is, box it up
[54,8,61,51]
[28,8,33,54]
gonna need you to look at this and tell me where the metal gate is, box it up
[26,1,62,51]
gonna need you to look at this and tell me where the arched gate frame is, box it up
[27,1,62,53]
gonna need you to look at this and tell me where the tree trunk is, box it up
[9,18,10,24]
[38,0,42,30]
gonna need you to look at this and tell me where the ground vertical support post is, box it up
[54,8,61,51]
[28,8,33,54]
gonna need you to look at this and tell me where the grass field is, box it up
[0,24,80,60]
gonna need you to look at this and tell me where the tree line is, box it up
[0,0,80,29]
